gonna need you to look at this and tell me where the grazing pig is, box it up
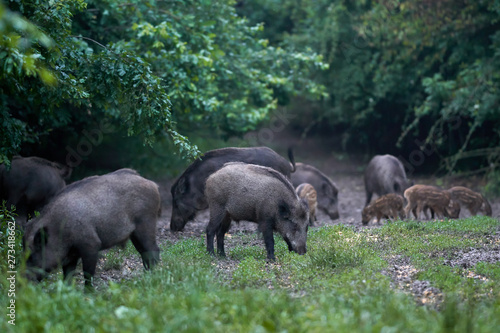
[171,146,296,231]
[205,162,309,260]
[23,169,161,286]
[404,185,460,220]
[361,193,405,225]
[291,162,339,220]
[446,186,492,217]
[0,156,72,229]
[364,155,412,207]
[296,183,318,226]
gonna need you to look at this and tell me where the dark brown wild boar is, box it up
[364,155,412,207]
[0,156,72,229]
[446,186,492,217]
[170,146,296,231]
[404,185,460,220]
[291,162,339,220]
[205,162,309,260]
[296,183,317,226]
[24,169,161,287]
[362,193,404,225]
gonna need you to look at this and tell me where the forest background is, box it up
[1,0,500,193]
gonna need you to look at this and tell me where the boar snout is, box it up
[170,215,185,231]
[170,206,187,231]
[286,238,307,255]
[328,210,340,220]
[25,267,46,283]
[295,244,307,255]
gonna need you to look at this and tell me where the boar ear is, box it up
[322,183,331,196]
[60,165,72,179]
[33,227,49,251]
[176,177,187,195]
[300,197,310,209]
[278,201,291,219]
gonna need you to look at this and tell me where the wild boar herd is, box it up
[0,148,493,286]
[361,154,492,225]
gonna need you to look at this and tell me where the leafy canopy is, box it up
[1,0,326,164]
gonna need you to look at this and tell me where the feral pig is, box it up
[362,193,405,225]
[404,185,460,220]
[291,162,339,220]
[296,183,318,226]
[446,186,492,217]
[0,156,72,229]
[24,169,161,287]
[364,155,412,207]
[171,146,296,231]
[205,162,309,260]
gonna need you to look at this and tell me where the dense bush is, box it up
[238,0,500,177]
[1,0,326,167]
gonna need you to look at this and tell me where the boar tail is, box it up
[288,147,296,173]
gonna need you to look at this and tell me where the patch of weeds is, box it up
[231,257,274,288]
[228,233,268,260]
[230,245,267,260]
[474,262,500,280]
[374,219,497,261]
[415,262,465,292]
[101,248,125,271]
[164,237,210,264]
[423,216,500,234]
[308,225,372,269]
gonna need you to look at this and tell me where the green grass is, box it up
[2,217,500,332]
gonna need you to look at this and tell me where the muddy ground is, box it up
[94,135,500,307]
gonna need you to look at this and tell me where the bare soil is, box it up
[93,134,500,306]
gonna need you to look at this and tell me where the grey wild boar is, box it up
[24,169,161,286]
[291,162,339,220]
[362,193,405,225]
[364,155,412,207]
[0,156,72,229]
[446,186,492,217]
[171,146,296,231]
[205,162,309,260]
[404,185,460,220]
[295,183,317,226]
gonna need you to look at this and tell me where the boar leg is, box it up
[404,203,415,219]
[432,207,444,219]
[81,251,99,287]
[130,225,160,270]
[62,257,79,282]
[215,214,232,258]
[206,208,228,257]
[261,219,276,260]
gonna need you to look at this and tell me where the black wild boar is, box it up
[23,169,161,286]
[170,146,296,231]
[0,156,72,229]
[361,193,405,225]
[446,186,492,217]
[404,185,460,220]
[205,162,309,260]
[295,183,317,226]
[364,154,412,207]
[290,163,339,220]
